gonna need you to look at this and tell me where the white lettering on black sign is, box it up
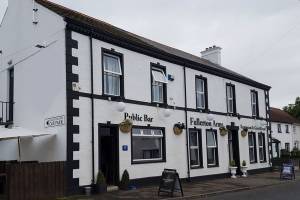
[45,116,65,128]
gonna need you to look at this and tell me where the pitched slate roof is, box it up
[36,0,271,90]
[270,107,300,124]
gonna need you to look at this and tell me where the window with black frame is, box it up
[258,133,266,162]
[251,90,259,117]
[285,125,289,133]
[189,129,203,168]
[132,128,165,164]
[226,84,236,114]
[206,130,218,167]
[248,132,257,163]
[103,53,122,96]
[151,67,168,104]
[195,77,207,110]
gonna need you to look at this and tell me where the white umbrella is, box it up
[0,126,56,162]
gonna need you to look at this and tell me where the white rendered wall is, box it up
[271,122,293,151]
[0,0,67,162]
[72,30,270,186]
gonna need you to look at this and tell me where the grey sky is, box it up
[1,0,299,108]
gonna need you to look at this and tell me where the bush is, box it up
[119,170,130,190]
[291,149,300,158]
[230,160,236,167]
[242,160,247,167]
[281,149,291,158]
[96,171,106,185]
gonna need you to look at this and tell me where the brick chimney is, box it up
[201,45,222,65]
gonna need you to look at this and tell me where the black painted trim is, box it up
[71,91,268,121]
[247,167,272,175]
[65,28,80,194]
[248,132,258,164]
[150,62,167,106]
[226,83,237,114]
[206,129,219,168]
[64,19,271,90]
[130,125,166,165]
[189,128,204,169]
[90,36,95,184]
[101,48,124,98]
[195,75,208,111]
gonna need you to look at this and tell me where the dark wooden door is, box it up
[228,130,241,174]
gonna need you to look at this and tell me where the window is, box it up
[293,126,296,134]
[248,132,257,163]
[285,125,289,133]
[294,141,299,150]
[277,124,282,133]
[226,84,236,114]
[251,90,259,117]
[195,77,207,110]
[258,133,266,162]
[206,130,218,167]
[189,129,203,168]
[285,143,290,152]
[103,52,123,96]
[151,66,167,104]
[132,127,165,163]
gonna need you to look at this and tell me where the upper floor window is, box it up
[206,130,218,167]
[195,76,207,110]
[278,124,282,133]
[226,84,236,114]
[293,126,296,133]
[103,52,123,96]
[251,90,259,117]
[151,65,167,104]
[286,125,289,133]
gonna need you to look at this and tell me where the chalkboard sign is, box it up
[158,169,183,197]
[280,163,295,180]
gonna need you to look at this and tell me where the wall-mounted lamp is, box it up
[116,102,126,112]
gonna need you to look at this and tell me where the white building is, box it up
[0,0,272,194]
[270,107,300,158]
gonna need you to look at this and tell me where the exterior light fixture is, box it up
[116,102,126,112]
[206,113,214,121]
[164,109,171,118]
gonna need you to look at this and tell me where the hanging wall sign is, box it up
[44,115,65,128]
[124,112,153,123]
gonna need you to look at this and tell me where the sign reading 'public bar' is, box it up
[124,112,153,122]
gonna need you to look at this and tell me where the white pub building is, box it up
[0,0,272,194]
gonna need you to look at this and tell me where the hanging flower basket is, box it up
[241,128,248,137]
[219,126,228,136]
[119,119,133,133]
[173,123,185,135]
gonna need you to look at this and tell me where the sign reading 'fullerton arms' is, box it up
[190,117,224,127]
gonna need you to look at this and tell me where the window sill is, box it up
[131,159,166,165]
[190,166,204,170]
[207,164,219,168]
[259,161,267,163]
[102,94,124,101]
[250,161,257,164]
[150,102,168,108]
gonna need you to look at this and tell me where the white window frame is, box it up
[103,53,122,96]
[132,128,164,162]
[196,78,206,109]
[251,91,257,116]
[248,133,256,163]
[206,130,218,166]
[258,133,265,162]
[226,85,234,113]
[293,125,296,134]
[152,68,167,103]
[189,130,201,168]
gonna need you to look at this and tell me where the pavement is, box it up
[67,171,300,200]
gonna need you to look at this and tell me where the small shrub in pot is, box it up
[119,170,130,190]
[96,171,107,193]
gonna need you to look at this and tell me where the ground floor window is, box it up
[248,132,257,163]
[131,127,165,164]
[206,129,218,167]
[285,143,290,152]
[189,129,203,168]
[294,141,299,150]
[258,133,266,162]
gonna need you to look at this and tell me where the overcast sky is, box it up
[1,0,299,108]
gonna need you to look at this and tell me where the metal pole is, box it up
[18,137,21,163]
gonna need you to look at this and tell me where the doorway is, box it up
[228,130,241,174]
[98,124,119,186]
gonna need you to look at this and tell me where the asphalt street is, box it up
[203,180,300,200]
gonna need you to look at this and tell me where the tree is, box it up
[283,97,300,119]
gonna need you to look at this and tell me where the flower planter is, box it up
[241,166,248,177]
[229,167,238,178]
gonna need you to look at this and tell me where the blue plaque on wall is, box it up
[122,145,128,151]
